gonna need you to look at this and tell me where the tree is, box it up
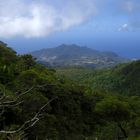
[19,55,36,70]
[95,95,131,140]
[0,86,56,140]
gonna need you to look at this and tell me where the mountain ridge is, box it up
[31,44,129,68]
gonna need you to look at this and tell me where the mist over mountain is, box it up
[31,44,129,68]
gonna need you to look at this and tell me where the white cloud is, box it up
[0,0,97,38]
[123,24,128,28]
[118,23,129,31]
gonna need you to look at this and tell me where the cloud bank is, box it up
[0,0,97,38]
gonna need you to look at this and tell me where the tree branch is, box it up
[0,97,57,134]
[0,86,34,106]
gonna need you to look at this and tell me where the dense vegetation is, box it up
[0,41,140,140]
[56,61,140,96]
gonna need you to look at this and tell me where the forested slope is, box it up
[56,60,140,96]
[0,41,140,140]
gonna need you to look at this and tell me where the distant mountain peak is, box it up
[31,44,129,68]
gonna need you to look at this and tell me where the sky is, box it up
[0,0,140,58]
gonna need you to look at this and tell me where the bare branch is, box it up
[0,89,6,101]
[0,97,57,134]
[36,83,57,88]
[0,106,5,115]
[0,86,34,106]
[0,101,24,108]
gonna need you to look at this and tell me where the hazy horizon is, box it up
[0,0,140,59]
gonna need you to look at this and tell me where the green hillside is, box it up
[56,61,140,96]
[0,42,140,140]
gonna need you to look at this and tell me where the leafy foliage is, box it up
[0,42,140,140]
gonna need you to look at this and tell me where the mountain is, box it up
[31,44,129,68]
